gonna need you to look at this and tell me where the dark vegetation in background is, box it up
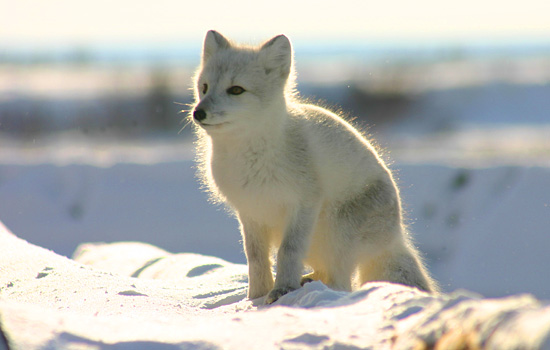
[0,69,188,139]
[0,70,414,140]
[2,43,548,140]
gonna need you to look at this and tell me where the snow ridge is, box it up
[1,223,550,349]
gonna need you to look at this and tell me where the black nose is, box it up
[193,109,207,122]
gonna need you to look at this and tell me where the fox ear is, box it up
[202,30,230,63]
[259,35,292,78]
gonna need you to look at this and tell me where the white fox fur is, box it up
[191,30,438,304]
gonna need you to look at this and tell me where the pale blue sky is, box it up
[2,0,549,47]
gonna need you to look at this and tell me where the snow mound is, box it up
[1,222,550,349]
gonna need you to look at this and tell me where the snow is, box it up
[2,222,550,349]
[398,164,550,298]
[2,221,550,349]
[0,140,242,264]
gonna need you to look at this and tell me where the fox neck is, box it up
[210,98,289,152]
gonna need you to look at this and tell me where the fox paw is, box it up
[300,276,315,286]
[301,272,319,286]
[265,286,296,304]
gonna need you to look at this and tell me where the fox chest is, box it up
[210,152,299,222]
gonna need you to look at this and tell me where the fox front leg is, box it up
[265,205,318,304]
[240,219,274,299]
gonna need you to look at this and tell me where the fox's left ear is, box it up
[259,35,292,78]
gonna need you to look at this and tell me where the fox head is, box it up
[192,31,295,135]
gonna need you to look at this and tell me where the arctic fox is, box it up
[191,30,438,304]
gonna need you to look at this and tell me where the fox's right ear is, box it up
[202,30,231,63]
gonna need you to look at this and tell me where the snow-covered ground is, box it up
[2,222,550,349]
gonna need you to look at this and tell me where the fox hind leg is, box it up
[304,234,356,291]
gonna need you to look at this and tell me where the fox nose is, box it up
[193,109,207,122]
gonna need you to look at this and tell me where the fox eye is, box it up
[201,83,208,94]
[227,86,245,95]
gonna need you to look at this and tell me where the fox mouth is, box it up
[196,120,230,129]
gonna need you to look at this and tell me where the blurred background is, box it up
[2,0,549,144]
[1,0,550,299]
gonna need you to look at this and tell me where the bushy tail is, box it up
[358,243,439,293]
